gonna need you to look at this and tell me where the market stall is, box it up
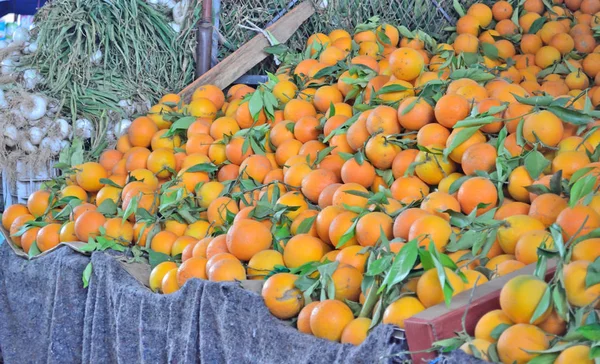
[1,0,600,363]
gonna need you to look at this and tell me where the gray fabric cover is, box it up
[0,243,407,363]
[434,349,489,364]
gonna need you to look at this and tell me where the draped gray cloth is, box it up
[0,243,408,363]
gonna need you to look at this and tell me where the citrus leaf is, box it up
[443,126,480,161]
[577,323,600,341]
[547,106,593,126]
[296,215,316,235]
[585,257,600,289]
[524,151,550,179]
[82,262,92,288]
[490,323,512,340]
[528,17,547,34]
[379,238,418,294]
[530,286,552,324]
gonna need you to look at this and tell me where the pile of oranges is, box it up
[2,0,600,359]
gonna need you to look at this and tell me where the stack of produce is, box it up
[2,0,599,361]
[0,0,201,199]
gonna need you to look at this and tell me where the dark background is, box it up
[1,0,48,18]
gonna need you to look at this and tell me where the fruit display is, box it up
[2,0,600,361]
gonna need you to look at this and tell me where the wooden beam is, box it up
[179,0,315,102]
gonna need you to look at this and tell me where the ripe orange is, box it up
[226,219,272,261]
[382,296,426,328]
[310,300,354,342]
[416,268,465,308]
[74,211,106,242]
[261,273,303,319]
[497,324,549,364]
[500,275,552,324]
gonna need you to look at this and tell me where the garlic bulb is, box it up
[20,94,48,121]
[74,118,94,139]
[40,137,62,155]
[3,125,18,147]
[173,0,189,24]
[23,69,43,90]
[21,140,37,153]
[0,89,8,109]
[55,118,71,140]
[170,22,181,33]
[12,27,30,45]
[90,49,103,65]
[28,127,45,145]
[1,59,15,75]
[114,119,132,137]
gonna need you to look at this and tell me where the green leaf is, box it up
[419,249,435,271]
[524,151,550,179]
[336,219,358,248]
[530,286,552,324]
[186,163,219,173]
[296,215,316,235]
[449,68,496,82]
[366,255,393,276]
[552,285,568,320]
[547,106,593,126]
[585,257,600,289]
[429,242,456,306]
[527,353,560,364]
[490,323,512,340]
[377,83,409,95]
[481,43,499,60]
[28,240,42,258]
[549,170,563,195]
[379,238,418,294]
[122,194,139,223]
[99,178,123,189]
[96,199,118,216]
[82,262,92,288]
[453,0,465,16]
[569,174,596,208]
[513,94,554,107]
[528,17,547,34]
[167,116,196,132]
[569,167,594,185]
[448,175,471,194]
[248,92,264,121]
[148,250,173,269]
[443,126,480,161]
[577,323,600,341]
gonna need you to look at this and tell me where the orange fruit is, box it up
[563,260,600,307]
[497,324,549,364]
[340,317,372,346]
[149,261,178,292]
[2,204,30,230]
[310,300,354,342]
[416,267,465,308]
[382,296,426,328]
[74,211,106,242]
[176,257,208,286]
[226,219,272,261]
[261,273,303,319]
[500,275,552,324]
[475,309,514,343]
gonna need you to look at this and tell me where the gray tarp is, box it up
[0,243,408,363]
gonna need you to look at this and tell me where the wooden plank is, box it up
[178,0,315,101]
[404,261,558,363]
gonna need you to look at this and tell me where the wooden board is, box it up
[404,261,558,363]
[178,0,315,101]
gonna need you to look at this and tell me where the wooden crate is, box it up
[404,261,558,363]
